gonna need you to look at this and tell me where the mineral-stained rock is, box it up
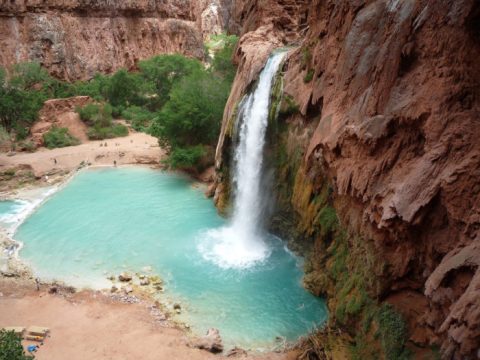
[214,0,480,358]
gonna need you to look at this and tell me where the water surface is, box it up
[11,167,327,348]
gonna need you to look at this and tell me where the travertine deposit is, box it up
[215,0,480,358]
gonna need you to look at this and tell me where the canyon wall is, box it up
[0,0,234,80]
[214,0,480,358]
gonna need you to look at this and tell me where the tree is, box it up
[150,70,228,148]
[106,69,143,107]
[138,55,202,109]
[211,34,238,82]
[9,62,50,90]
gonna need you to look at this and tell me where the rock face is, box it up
[0,0,233,80]
[215,0,480,358]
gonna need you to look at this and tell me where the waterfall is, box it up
[199,51,286,269]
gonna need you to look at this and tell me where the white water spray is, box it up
[199,51,286,269]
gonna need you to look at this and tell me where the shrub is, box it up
[210,34,239,82]
[138,54,203,109]
[165,145,206,170]
[304,69,314,83]
[43,127,80,149]
[377,304,411,359]
[87,123,128,140]
[106,69,144,107]
[121,106,154,131]
[150,70,228,148]
[71,74,110,101]
[76,104,100,124]
[19,140,36,152]
[0,329,33,360]
[76,103,112,127]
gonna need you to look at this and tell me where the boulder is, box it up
[118,272,132,282]
[191,328,223,353]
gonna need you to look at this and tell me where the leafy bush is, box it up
[138,54,203,109]
[121,106,154,131]
[76,103,128,140]
[377,304,411,360]
[87,123,128,140]
[70,74,110,101]
[76,103,112,127]
[106,69,144,107]
[150,70,228,148]
[0,83,47,131]
[19,140,36,152]
[304,69,314,83]
[0,329,33,360]
[210,34,238,82]
[165,145,206,170]
[43,127,80,149]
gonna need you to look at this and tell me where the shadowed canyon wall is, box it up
[214,0,480,358]
[0,0,235,80]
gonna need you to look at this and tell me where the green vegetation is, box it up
[43,127,80,149]
[301,47,312,68]
[76,103,128,140]
[0,330,33,360]
[149,34,238,171]
[377,304,411,359]
[121,106,155,131]
[303,69,314,83]
[0,63,48,137]
[0,33,238,164]
[165,145,207,170]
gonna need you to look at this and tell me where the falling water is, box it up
[199,51,287,268]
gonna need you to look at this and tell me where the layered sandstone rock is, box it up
[0,0,233,80]
[215,0,480,358]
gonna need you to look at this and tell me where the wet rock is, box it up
[1,272,16,278]
[226,347,247,357]
[140,278,150,286]
[110,285,118,293]
[48,286,58,294]
[118,272,132,282]
[192,328,223,353]
[173,303,181,310]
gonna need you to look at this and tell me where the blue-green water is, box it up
[9,167,326,348]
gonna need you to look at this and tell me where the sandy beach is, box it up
[0,131,164,178]
[0,278,294,360]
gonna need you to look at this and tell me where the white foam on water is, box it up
[0,187,57,237]
[199,51,286,269]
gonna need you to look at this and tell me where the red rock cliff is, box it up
[215,0,480,358]
[0,0,234,80]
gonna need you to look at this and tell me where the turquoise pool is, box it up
[8,167,326,348]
